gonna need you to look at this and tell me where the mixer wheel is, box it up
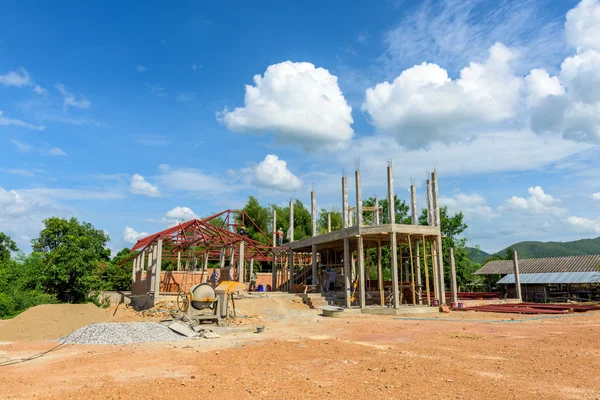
[177,291,190,312]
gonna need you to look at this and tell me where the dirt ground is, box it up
[1,295,600,400]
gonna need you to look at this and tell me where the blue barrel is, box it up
[258,284,264,292]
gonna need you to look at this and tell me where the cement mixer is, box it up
[177,281,245,326]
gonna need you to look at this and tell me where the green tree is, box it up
[32,217,111,302]
[240,196,270,244]
[363,196,410,224]
[317,207,342,234]
[0,232,18,262]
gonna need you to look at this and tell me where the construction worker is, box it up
[277,227,284,246]
[210,269,219,287]
[239,225,246,236]
[249,271,258,291]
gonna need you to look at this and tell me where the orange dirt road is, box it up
[1,299,600,400]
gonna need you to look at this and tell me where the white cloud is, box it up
[505,186,567,216]
[43,147,68,156]
[0,67,46,94]
[165,206,198,224]
[252,154,302,191]
[130,174,160,197]
[219,61,354,148]
[136,65,147,72]
[10,139,31,152]
[55,83,90,110]
[567,216,600,234]
[362,43,522,148]
[592,192,600,200]
[565,0,600,52]
[123,226,148,244]
[0,111,45,131]
[440,193,497,220]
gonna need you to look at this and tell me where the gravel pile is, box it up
[63,322,189,345]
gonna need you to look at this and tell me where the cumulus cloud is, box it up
[0,67,46,94]
[362,43,522,148]
[123,226,148,244]
[0,111,45,131]
[440,193,498,220]
[219,61,353,148]
[55,83,90,110]
[252,154,302,191]
[130,174,160,197]
[525,0,600,144]
[164,206,198,225]
[565,0,600,52]
[504,186,567,216]
[567,216,600,234]
[592,192,600,200]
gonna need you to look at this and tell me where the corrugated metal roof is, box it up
[497,272,600,285]
[475,255,600,275]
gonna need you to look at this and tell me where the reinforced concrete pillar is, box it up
[311,191,316,237]
[343,237,350,307]
[238,240,245,283]
[432,171,446,304]
[202,252,209,283]
[377,240,384,307]
[289,200,295,243]
[327,213,331,233]
[342,176,349,228]
[219,248,225,269]
[154,240,163,302]
[249,257,254,283]
[513,250,523,301]
[177,251,181,271]
[358,236,365,308]
[148,245,156,294]
[450,248,458,304]
[272,208,277,290]
[355,170,362,227]
[388,163,400,309]
[374,197,379,225]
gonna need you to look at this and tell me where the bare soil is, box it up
[1,296,600,400]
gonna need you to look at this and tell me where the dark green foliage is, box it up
[32,217,111,302]
[0,232,19,262]
[240,196,271,244]
[467,247,491,264]
[363,196,410,224]
[317,207,342,234]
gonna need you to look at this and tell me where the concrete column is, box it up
[148,245,156,293]
[312,244,318,288]
[513,250,523,301]
[289,200,295,242]
[355,170,362,227]
[132,254,139,283]
[202,252,209,283]
[377,240,384,307]
[342,176,349,228]
[374,197,379,225]
[219,247,225,269]
[177,251,181,271]
[450,248,458,304]
[154,240,163,302]
[327,213,331,233]
[343,237,350,307]
[388,164,400,309]
[432,171,446,304]
[415,242,422,304]
[410,185,422,304]
[229,245,235,272]
[311,191,316,237]
[238,240,245,283]
[426,179,434,226]
[358,236,365,308]
[289,248,294,292]
[249,257,254,283]
[272,208,277,246]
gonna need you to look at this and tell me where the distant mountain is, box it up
[467,247,491,264]
[468,237,600,264]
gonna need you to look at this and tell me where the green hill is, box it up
[469,237,600,263]
[467,247,491,264]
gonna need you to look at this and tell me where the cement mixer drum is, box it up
[189,283,216,310]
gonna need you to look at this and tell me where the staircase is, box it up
[298,293,329,309]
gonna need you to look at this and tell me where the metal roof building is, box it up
[475,255,600,275]
[497,272,600,285]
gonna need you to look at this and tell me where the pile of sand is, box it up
[0,303,109,341]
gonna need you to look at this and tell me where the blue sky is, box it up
[1,0,599,254]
